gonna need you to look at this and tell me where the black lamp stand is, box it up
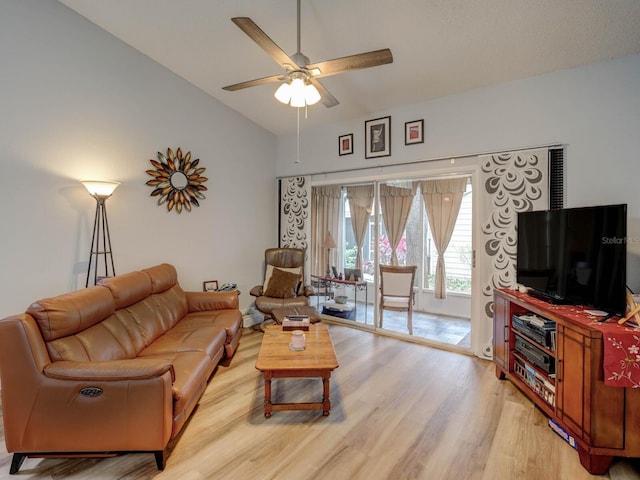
[85,194,116,287]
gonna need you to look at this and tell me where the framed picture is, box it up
[405,119,424,145]
[203,280,218,292]
[365,116,391,159]
[338,133,353,156]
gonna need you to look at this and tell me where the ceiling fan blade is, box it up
[307,49,393,78]
[232,17,298,69]
[309,78,339,108]
[223,74,284,92]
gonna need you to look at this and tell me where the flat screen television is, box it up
[516,204,627,315]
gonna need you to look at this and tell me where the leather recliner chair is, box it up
[250,248,315,321]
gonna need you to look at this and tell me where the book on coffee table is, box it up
[282,316,310,331]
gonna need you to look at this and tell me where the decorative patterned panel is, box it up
[279,176,311,250]
[479,148,549,355]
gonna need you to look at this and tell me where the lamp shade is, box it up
[289,77,307,107]
[322,232,337,249]
[274,82,291,104]
[81,181,120,198]
[304,83,321,105]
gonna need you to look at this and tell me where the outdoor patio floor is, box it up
[320,300,471,349]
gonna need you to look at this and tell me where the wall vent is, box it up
[549,148,565,210]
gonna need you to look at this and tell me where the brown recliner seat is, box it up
[250,248,315,320]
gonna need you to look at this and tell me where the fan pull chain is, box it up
[295,107,300,163]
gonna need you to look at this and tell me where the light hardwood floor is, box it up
[0,324,638,479]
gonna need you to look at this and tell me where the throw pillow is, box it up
[263,267,301,299]
[263,265,302,291]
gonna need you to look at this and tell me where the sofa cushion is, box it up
[139,319,227,361]
[179,310,241,346]
[144,263,178,294]
[98,271,152,309]
[141,350,220,436]
[46,315,134,362]
[27,286,115,341]
[144,285,189,328]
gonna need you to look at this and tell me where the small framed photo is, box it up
[405,119,424,145]
[365,116,391,159]
[203,280,218,292]
[338,133,353,156]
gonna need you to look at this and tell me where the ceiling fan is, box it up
[222,0,393,108]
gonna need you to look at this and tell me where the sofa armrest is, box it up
[303,284,316,296]
[186,290,239,312]
[44,358,175,383]
[250,285,263,297]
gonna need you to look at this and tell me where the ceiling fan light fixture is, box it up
[274,82,292,104]
[274,74,321,107]
[289,77,307,107]
[304,83,321,105]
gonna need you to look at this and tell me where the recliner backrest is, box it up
[264,248,306,294]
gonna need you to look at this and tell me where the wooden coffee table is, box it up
[255,324,339,417]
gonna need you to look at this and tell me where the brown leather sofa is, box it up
[0,263,242,474]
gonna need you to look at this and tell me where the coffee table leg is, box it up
[264,371,273,418]
[322,372,331,416]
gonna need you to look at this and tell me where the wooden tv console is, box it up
[493,289,640,474]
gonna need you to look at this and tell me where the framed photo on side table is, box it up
[338,133,353,156]
[203,280,219,292]
[405,119,424,145]
[365,116,391,159]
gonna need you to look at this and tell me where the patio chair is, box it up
[379,265,417,334]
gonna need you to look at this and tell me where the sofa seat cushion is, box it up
[141,351,217,437]
[183,310,241,343]
[182,310,242,357]
[139,320,227,362]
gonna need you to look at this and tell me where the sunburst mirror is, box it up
[145,147,208,213]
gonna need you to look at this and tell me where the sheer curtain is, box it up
[379,183,418,265]
[421,177,468,299]
[311,186,342,276]
[346,185,374,270]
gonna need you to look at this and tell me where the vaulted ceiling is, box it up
[59,0,640,135]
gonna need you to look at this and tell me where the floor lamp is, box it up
[82,181,120,287]
[322,232,337,277]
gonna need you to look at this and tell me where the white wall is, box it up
[278,55,640,219]
[0,0,278,317]
[277,54,640,355]
[278,55,640,280]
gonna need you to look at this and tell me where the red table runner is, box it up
[506,291,640,388]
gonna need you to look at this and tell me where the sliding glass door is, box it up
[312,173,473,350]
